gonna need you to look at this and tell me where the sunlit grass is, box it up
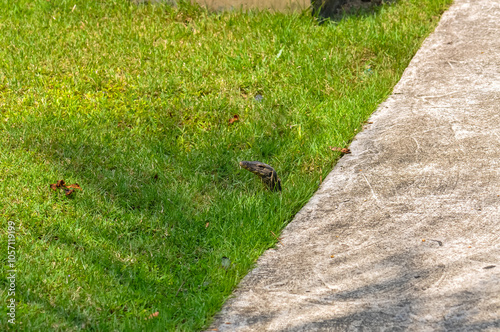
[0,0,451,330]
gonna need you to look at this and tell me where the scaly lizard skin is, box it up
[239,161,282,192]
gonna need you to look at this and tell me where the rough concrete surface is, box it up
[209,0,500,331]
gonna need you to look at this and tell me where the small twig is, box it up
[270,231,284,246]
[175,281,185,297]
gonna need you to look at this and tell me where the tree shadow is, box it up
[2,105,288,330]
[1,116,230,329]
[209,246,500,331]
[312,0,395,22]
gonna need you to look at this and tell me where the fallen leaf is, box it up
[329,146,351,154]
[50,179,82,196]
[147,311,159,319]
[228,114,239,125]
[65,183,82,190]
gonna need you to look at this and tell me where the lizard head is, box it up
[239,161,271,176]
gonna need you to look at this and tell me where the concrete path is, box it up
[209,0,500,330]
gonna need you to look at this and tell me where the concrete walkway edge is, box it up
[209,0,500,330]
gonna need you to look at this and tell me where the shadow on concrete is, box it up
[211,246,499,331]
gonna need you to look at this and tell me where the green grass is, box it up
[0,0,451,330]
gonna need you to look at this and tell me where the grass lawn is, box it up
[0,0,451,330]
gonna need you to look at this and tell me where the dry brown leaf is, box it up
[228,114,239,125]
[147,311,159,319]
[65,183,82,190]
[50,179,82,196]
[329,146,351,154]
